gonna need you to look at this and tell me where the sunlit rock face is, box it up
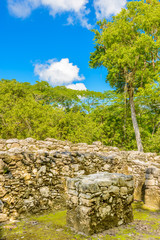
[66,172,134,235]
[0,138,159,223]
[144,167,160,210]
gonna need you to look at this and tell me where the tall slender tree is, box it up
[89,0,160,152]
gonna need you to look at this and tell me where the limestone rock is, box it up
[0,186,6,198]
[0,213,8,222]
[66,172,134,235]
[40,187,50,198]
[0,200,4,212]
[6,139,18,144]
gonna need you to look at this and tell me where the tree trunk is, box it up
[129,89,143,152]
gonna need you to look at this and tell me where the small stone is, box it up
[24,197,34,207]
[0,200,4,212]
[19,140,28,145]
[0,175,5,184]
[6,139,18,144]
[40,186,50,198]
[0,159,5,172]
[70,196,78,205]
[103,164,110,171]
[0,144,4,150]
[38,166,46,174]
[11,143,20,149]
[120,187,128,196]
[67,189,78,196]
[79,197,93,207]
[71,164,79,171]
[109,197,113,203]
[79,206,92,216]
[99,206,111,218]
[33,168,37,174]
[56,228,63,232]
[37,178,43,185]
[52,169,59,176]
[118,219,123,226]
[0,213,7,222]
[127,195,134,204]
[0,186,6,198]
[125,180,134,188]
[62,165,70,174]
[24,173,31,181]
[102,192,109,201]
[108,186,119,194]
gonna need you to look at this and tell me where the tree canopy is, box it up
[89,0,160,152]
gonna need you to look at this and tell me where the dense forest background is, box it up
[0,79,160,153]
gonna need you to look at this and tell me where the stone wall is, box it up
[0,138,160,222]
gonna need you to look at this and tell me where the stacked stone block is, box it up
[144,167,160,210]
[66,172,134,235]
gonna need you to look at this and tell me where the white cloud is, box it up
[93,0,127,19]
[41,0,88,16]
[76,10,92,29]
[66,15,74,25]
[8,0,91,28]
[66,83,87,91]
[8,0,40,18]
[8,0,127,27]
[34,58,85,86]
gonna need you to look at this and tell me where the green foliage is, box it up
[0,78,160,152]
[0,79,101,144]
[89,0,160,151]
[90,0,160,90]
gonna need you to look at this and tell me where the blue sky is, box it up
[0,0,129,92]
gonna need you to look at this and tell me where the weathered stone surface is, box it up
[103,164,110,171]
[11,143,20,149]
[0,186,6,198]
[0,138,159,223]
[24,173,31,181]
[40,187,50,198]
[0,200,4,212]
[38,166,46,174]
[0,159,5,174]
[6,139,18,144]
[144,167,160,210]
[66,172,134,235]
[0,213,8,222]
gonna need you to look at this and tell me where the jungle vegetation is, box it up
[0,79,160,153]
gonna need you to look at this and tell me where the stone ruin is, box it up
[0,138,159,224]
[66,172,134,235]
[144,167,160,210]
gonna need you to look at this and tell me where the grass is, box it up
[1,202,160,240]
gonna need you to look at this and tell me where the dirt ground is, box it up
[0,202,160,240]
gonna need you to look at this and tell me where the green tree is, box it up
[89,0,160,152]
[135,82,160,152]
